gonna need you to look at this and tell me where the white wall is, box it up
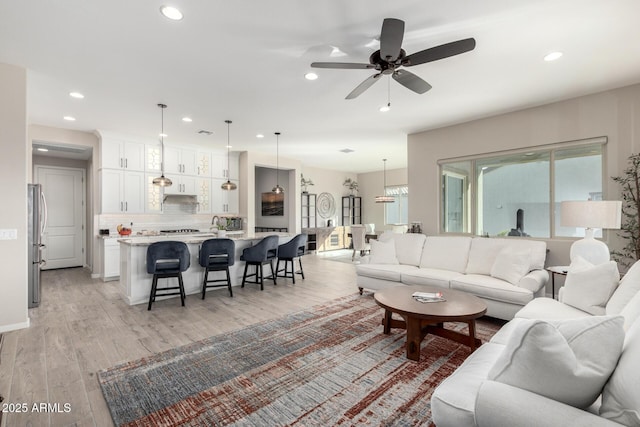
[255,167,290,229]
[408,83,640,269]
[0,63,29,332]
[301,166,357,228]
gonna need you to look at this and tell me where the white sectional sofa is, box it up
[431,259,640,427]
[356,233,548,320]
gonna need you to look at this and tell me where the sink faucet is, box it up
[211,215,219,226]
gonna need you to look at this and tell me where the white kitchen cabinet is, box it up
[212,152,239,180]
[211,178,239,214]
[196,151,212,177]
[164,146,197,176]
[145,143,162,172]
[101,139,145,171]
[196,178,211,213]
[102,238,120,281]
[145,174,163,212]
[163,175,197,195]
[100,169,145,213]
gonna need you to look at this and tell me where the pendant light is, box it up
[152,103,172,187]
[375,158,394,203]
[220,120,237,191]
[272,132,284,194]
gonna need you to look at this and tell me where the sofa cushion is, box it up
[619,289,640,331]
[419,236,472,274]
[515,297,592,320]
[600,315,640,425]
[431,342,506,427]
[563,257,619,316]
[466,238,546,275]
[378,232,426,266]
[368,239,399,265]
[488,316,625,409]
[400,268,463,289]
[607,259,640,315]
[451,274,534,305]
[355,264,419,282]
[490,248,531,285]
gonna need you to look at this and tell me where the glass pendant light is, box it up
[152,103,173,187]
[272,132,284,194]
[375,158,394,203]
[221,120,237,190]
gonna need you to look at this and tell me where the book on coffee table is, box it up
[412,291,446,303]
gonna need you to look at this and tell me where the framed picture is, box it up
[262,192,284,216]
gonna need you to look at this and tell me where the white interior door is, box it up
[36,166,85,270]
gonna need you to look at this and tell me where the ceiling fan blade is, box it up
[392,70,432,94]
[346,73,382,99]
[380,18,405,62]
[311,62,374,69]
[403,38,476,66]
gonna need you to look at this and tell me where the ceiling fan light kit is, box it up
[153,103,173,187]
[272,132,284,194]
[311,18,475,100]
[221,120,237,191]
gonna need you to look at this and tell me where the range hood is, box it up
[163,194,198,205]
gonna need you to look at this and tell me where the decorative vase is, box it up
[217,229,227,238]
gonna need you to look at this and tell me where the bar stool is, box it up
[146,241,190,310]
[199,238,235,299]
[240,235,279,290]
[276,234,307,284]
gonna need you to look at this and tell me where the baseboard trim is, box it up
[0,318,30,334]
[90,273,100,279]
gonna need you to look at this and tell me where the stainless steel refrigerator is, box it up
[28,183,47,308]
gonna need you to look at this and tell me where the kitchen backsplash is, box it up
[96,213,241,236]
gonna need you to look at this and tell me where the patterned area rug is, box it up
[99,294,503,426]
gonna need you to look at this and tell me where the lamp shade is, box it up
[560,200,622,229]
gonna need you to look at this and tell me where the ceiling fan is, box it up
[311,18,476,99]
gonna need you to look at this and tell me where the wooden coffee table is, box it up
[374,286,487,361]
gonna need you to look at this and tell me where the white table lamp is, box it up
[560,200,622,265]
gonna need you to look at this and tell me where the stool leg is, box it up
[148,274,158,311]
[276,259,280,278]
[202,269,208,300]
[242,263,248,287]
[289,259,295,284]
[298,258,305,279]
[259,264,264,291]
[226,267,233,297]
[178,273,186,306]
[270,259,277,285]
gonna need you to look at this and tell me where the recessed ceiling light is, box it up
[63,116,76,121]
[339,148,355,154]
[37,147,49,152]
[160,6,183,21]
[159,133,168,138]
[226,145,232,149]
[379,105,390,112]
[304,72,318,81]
[69,92,84,99]
[182,117,192,122]
[256,134,264,138]
[544,51,563,62]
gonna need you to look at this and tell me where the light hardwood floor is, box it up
[0,251,359,427]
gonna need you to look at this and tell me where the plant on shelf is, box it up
[612,153,640,268]
[301,174,314,193]
[343,178,358,196]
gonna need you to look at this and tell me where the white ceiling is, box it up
[2,0,640,173]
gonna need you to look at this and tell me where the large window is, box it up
[385,185,409,225]
[439,138,605,238]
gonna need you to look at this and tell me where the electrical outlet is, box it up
[0,229,17,240]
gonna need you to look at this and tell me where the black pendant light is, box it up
[375,158,394,203]
[272,132,284,194]
[152,103,172,187]
[221,120,237,191]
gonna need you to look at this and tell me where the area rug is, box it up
[99,294,503,426]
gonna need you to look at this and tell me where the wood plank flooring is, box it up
[0,251,359,427]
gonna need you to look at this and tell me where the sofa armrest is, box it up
[516,269,548,293]
[359,255,371,264]
[475,381,621,427]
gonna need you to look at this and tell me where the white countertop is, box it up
[117,231,293,246]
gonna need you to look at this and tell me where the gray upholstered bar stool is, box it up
[199,238,235,299]
[276,234,307,284]
[146,241,190,310]
[240,235,279,290]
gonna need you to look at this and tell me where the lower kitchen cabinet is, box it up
[101,238,120,281]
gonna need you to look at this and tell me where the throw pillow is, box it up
[490,248,531,285]
[488,316,625,409]
[368,239,399,265]
[600,316,640,425]
[562,256,620,315]
[607,259,640,315]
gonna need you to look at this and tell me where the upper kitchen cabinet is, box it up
[211,178,240,214]
[101,139,145,171]
[163,175,197,195]
[145,143,162,172]
[212,152,239,180]
[196,151,212,177]
[164,146,197,176]
[101,169,145,214]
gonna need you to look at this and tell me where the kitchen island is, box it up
[117,232,294,305]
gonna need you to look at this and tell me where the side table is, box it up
[546,266,569,299]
